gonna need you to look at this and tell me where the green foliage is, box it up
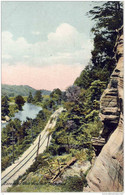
[72,149,87,162]
[34,90,42,102]
[65,85,81,102]
[63,175,84,192]
[83,80,106,113]
[7,184,65,192]
[72,4,123,163]
[42,88,63,111]
[48,80,104,157]
[9,96,16,102]
[89,1,123,73]
[9,103,19,117]
[1,84,37,97]
[1,156,11,171]
[88,80,106,101]
[1,96,10,116]
[27,92,33,103]
[89,2,123,31]
[3,3,123,191]
[50,88,62,104]
[2,84,51,97]
[8,178,86,192]
[26,153,49,174]
[42,98,56,110]
[15,95,25,110]
[42,95,63,112]
[9,152,87,192]
[85,110,99,122]
[75,2,123,90]
[74,66,94,89]
[1,108,51,171]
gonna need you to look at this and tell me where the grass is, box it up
[8,176,85,192]
[7,151,87,192]
[8,184,66,192]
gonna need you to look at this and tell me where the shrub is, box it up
[74,149,87,162]
[64,175,84,192]
[1,156,11,171]
[2,116,6,120]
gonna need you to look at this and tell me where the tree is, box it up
[66,85,81,102]
[74,65,94,89]
[50,88,62,98]
[89,2,123,33]
[88,1,123,72]
[65,120,77,132]
[37,110,46,120]
[50,88,62,105]
[87,80,106,102]
[27,92,33,103]
[15,95,25,110]
[34,90,42,102]
[74,2,123,90]
[1,96,9,116]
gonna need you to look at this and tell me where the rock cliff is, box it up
[84,27,123,192]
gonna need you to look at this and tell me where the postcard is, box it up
[1,1,124,193]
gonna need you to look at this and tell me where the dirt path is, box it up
[1,107,64,192]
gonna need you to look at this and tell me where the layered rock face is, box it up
[84,29,123,192]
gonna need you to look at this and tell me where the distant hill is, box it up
[1,84,51,97]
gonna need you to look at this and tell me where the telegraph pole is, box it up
[36,135,41,160]
[47,133,51,149]
[31,128,33,143]
[30,121,33,143]
[67,137,70,153]
[10,128,15,163]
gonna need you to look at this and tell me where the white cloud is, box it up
[2,31,31,64]
[31,31,41,35]
[48,23,78,40]
[2,23,93,67]
[23,55,30,58]
[2,54,12,60]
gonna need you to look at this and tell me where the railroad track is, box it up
[1,131,48,185]
[1,107,64,192]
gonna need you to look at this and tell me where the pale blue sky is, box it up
[2,1,94,43]
[2,1,104,90]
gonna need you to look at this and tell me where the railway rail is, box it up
[1,107,64,192]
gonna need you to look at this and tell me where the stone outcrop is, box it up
[91,137,105,156]
[84,27,123,192]
[62,161,91,181]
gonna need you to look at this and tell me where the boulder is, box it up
[62,161,91,180]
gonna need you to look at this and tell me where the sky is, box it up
[2,1,97,91]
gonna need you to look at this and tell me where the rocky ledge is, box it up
[84,27,123,192]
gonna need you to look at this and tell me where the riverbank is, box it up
[1,107,64,192]
[2,102,42,129]
[1,103,52,171]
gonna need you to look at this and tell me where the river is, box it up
[2,103,42,128]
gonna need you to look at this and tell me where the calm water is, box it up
[2,103,42,128]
